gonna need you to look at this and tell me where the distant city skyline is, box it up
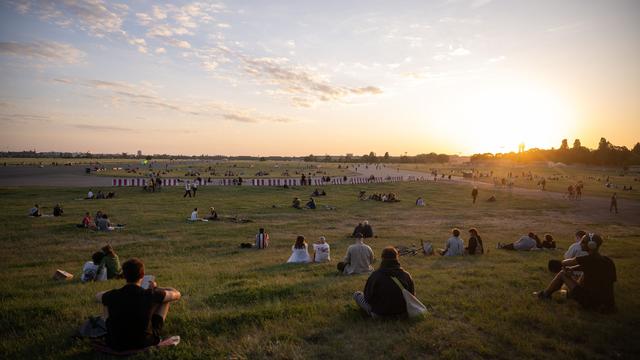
[1,0,639,156]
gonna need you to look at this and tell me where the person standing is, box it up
[610,193,618,214]
[191,181,198,197]
[183,181,192,198]
[471,187,478,204]
[255,228,270,249]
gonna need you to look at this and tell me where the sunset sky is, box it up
[1,0,638,156]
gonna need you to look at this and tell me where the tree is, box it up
[560,139,569,151]
[598,137,609,152]
[324,154,331,162]
[632,142,640,155]
[259,157,266,161]
[304,154,317,162]
[383,152,390,161]
[573,139,581,150]
[368,151,377,163]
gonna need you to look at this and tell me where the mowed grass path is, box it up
[1,182,639,359]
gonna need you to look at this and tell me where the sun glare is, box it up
[462,85,575,154]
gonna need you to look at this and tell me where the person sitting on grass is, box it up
[78,212,96,229]
[541,234,557,249]
[53,203,64,217]
[312,236,331,263]
[352,222,364,237]
[29,204,42,217]
[565,230,588,259]
[81,251,106,283]
[415,197,426,207]
[338,233,375,275]
[354,247,415,318]
[95,210,103,227]
[87,189,94,199]
[255,228,270,249]
[287,235,311,263]
[535,233,617,313]
[439,228,464,256]
[100,245,123,279]
[205,207,218,221]
[466,228,484,255]
[97,214,114,231]
[305,197,317,209]
[189,208,199,221]
[292,197,302,209]
[497,232,538,251]
[96,258,181,351]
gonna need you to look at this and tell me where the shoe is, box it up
[534,290,550,300]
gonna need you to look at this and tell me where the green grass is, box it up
[0,181,638,359]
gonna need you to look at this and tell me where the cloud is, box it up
[52,77,295,124]
[72,124,135,132]
[155,47,167,54]
[240,56,382,105]
[470,0,492,8]
[450,47,471,56]
[0,113,51,123]
[13,0,128,37]
[0,41,86,64]
[487,55,506,63]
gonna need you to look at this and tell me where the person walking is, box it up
[610,193,618,214]
[183,181,192,198]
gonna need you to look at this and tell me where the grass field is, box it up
[397,163,640,201]
[1,180,639,359]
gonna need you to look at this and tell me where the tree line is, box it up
[471,138,640,166]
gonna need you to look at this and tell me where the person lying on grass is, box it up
[354,247,415,318]
[541,234,557,249]
[96,258,181,351]
[439,228,464,256]
[535,233,617,313]
[338,232,374,275]
[287,235,311,263]
[497,232,539,251]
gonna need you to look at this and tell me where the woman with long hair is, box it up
[287,235,311,263]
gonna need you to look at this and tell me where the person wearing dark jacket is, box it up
[354,247,415,317]
[466,228,484,255]
[352,222,364,237]
[362,220,374,238]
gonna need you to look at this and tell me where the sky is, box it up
[0,0,638,156]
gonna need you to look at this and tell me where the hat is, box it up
[381,247,399,260]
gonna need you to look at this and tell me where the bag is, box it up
[96,266,107,282]
[77,315,107,338]
[421,240,433,255]
[391,277,428,318]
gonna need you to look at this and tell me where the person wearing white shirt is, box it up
[313,236,331,263]
[565,230,588,259]
[183,182,192,198]
[440,229,464,256]
[287,235,311,263]
[87,189,94,199]
[190,207,199,221]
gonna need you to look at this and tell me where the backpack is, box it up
[421,240,433,255]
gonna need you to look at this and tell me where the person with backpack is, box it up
[81,251,106,283]
[353,247,415,317]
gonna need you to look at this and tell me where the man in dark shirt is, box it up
[535,233,616,313]
[96,258,181,350]
[362,220,374,238]
[354,247,415,317]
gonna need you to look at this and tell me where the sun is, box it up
[462,84,575,154]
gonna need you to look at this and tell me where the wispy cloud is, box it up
[0,113,51,123]
[11,0,128,37]
[470,0,492,9]
[0,41,86,64]
[72,124,135,132]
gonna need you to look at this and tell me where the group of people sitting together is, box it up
[292,197,317,209]
[29,203,64,217]
[497,232,557,251]
[77,211,122,231]
[87,189,116,199]
[77,225,617,353]
[189,207,218,221]
[358,191,399,202]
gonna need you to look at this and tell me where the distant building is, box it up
[137,150,142,157]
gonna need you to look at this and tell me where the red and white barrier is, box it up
[111,175,412,187]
